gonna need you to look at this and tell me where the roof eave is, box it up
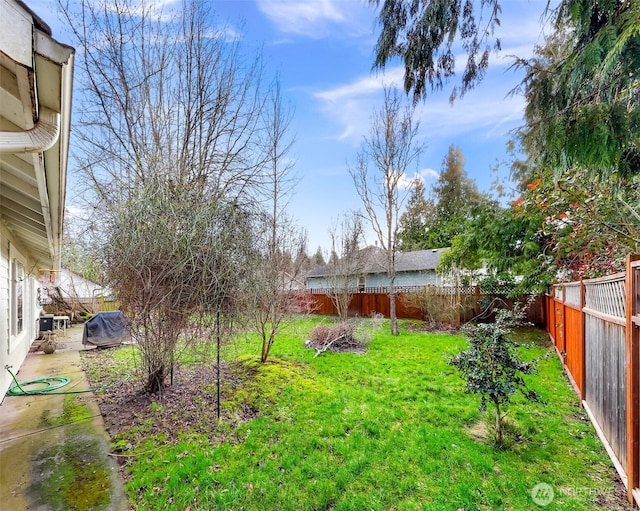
[0,1,74,270]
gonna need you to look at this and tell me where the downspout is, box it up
[0,107,60,154]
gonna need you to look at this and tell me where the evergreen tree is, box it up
[369,0,639,177]
[398,179,434,251]
[438,203,549,293]
[312,246,326,267]
[428,146,489,248]
[516,2,640,178]
[369,0,501,103]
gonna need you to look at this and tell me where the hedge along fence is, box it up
[546,255,640,505]
[307,285,546,326]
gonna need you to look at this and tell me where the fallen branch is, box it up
[309,333,350,358]
[305,322,368,356]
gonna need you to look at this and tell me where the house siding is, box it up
[308,270,441,290]
[0,231,9,351]
[307,277,330,290]
[397,271,440,287]
[307,276,359,290]
[306,248,448,291]
[0,226,39,401]
[364,270,440,288]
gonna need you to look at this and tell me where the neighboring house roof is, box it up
[394,248,448,273]
[0,0,75,269]
[307,247,449,278]
[51,268,109,301]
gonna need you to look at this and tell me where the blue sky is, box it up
[33,0,555,253]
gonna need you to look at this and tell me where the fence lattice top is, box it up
[584,275,626,319]
[309,284,530,296]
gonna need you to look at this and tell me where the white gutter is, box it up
[52,50,74,270]
[0,107,60,154]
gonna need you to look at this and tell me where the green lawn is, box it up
[86,317,627,510]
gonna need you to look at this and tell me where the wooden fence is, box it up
[308,285,546,325]
[309,291,424,320]
[546,255,640,505]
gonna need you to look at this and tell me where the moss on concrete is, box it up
[27,436,112,511]
[41,395,92,428]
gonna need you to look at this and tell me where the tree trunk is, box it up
[147,367,165,394]
[494,399,502,445]
[216,310,221,420]
[389,288,398,335]
[389,262,398,335]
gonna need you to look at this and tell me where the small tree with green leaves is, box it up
[448,307,543,445]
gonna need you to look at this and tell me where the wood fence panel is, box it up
[99,299,121,312]
[309,289,545,324]
[564,305,584,395]
[370,293,390,317]
[348,294,362,317]
[396,294,425,321]
[554,300,566,353]
[526,295,546,327]
[310,293,335,315]
[585,313,628,471]
[546,295,555,342]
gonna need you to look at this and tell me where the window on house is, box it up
[12,259,24,336]
[358,275,366,292]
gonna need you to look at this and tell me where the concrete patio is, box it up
[0,324,128,510]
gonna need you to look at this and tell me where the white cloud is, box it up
[104,0,180,22]
[397,172,419,190]
[418,167,439,181]
[257,0,343,37]
[414,89,526,141]
[256,0,372,39]
[313,67,405,142]
[314,67,404,103]
[312,62,527,149]
[205,26,243,43]
[65,205,91,221]
[399,168,438,189]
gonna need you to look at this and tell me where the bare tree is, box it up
[60,0,274,392]
[61,0,269,205]
[249,217,308,362]
[349,88,424,335]
[324,212,366,322]
[245,77,309,362]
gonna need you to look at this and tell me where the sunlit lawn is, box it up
[88,316,626,510]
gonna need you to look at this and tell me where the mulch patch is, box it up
[81,349,258,450]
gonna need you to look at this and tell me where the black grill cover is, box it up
[82,311,131,347]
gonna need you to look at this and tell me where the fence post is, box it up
[474,285,480,318]
[579,278,585,401]
[626,254,640,504]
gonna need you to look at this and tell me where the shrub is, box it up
[448,306,544,446]
[403,285,475,326]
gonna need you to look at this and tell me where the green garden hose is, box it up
[5,366,130,396]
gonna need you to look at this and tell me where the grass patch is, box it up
[84,316,627,510]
